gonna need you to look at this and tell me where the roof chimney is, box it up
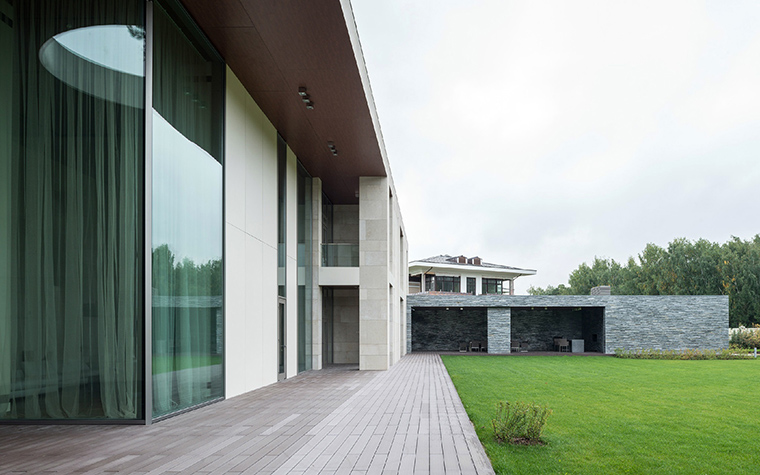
[590,285,611,295]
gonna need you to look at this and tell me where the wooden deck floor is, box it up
[0,353,493,475]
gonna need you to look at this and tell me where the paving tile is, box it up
[0,354,494,475]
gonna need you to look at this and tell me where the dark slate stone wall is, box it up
[411,307,487,351]
[406,294,729,353]
[603,296,728,352]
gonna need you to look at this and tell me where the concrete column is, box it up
[310,178,323,370]
[488,307,511,354]
[406,300,413,354]
[359,176,390,370]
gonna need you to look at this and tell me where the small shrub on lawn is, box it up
[613,348,756,360]
[491,400,551,445]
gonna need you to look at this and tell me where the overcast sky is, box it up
[351,0,760,294]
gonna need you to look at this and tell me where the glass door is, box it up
[278,298,286,380]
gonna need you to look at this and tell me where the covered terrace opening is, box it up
[411,307,488,352]
[510,306,605,353]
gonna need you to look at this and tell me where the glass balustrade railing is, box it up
[321,243,359,267]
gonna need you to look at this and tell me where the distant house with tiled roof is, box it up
[408,255,536,295]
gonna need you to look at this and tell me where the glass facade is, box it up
[277,137,287,299]
[277,136,287,378]
[322,193,333,244]
[150,0,224,419]
[1,0,145,420]
[297,164,313,372]
[0,0,326,423]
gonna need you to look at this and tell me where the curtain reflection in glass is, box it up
[1,0,144,420]
[1,0,13,417]
[151,1,224,419]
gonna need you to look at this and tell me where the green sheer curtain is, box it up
[151,1,224,419]
[1,0,13,416]
[1,0,144,420]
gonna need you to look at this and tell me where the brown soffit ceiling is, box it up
[178,0,389,204]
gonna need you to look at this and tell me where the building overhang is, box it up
[408,262,538,280]
[179,0,389,204]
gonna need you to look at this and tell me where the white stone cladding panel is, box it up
[359,177,389,370]
[225,69,286,397]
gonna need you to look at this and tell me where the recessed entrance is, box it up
[510,307,605,353]
[278,298,286,380]
[321,287,359,365]
[411,307,487,352]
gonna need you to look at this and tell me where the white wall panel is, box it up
[224,223,246,397]
[261,127,277,249]
[225,68,280,397]
[244,92,264,238]
[224,76,246,230]
[244,235,263,390]
[261,245,279,386]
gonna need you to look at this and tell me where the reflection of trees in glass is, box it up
[152,244,221,297]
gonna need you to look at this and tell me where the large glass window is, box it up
[435,276,461,293]
[322,193,333,243]
[297,163,313,372]
[482,278,504,295]
[467,277,476,295]
[423,274,461,293]
[151,0,224,419]
[424,274,435,292]
[277,137,287,298]
[1,0,145,420]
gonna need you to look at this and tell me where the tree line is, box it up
[527,236,760,327]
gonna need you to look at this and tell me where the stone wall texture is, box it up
[487,307,511,353]
[407,294,729,354]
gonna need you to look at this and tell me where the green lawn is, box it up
[441,355,760,475]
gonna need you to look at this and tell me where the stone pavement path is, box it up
[0,353,494,474]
